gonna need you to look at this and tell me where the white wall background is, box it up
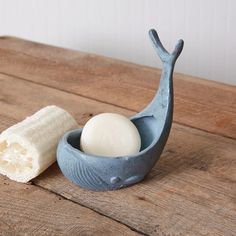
[0,0,235,85]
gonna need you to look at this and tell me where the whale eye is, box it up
[110,176,121,184]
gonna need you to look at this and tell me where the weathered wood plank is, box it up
[0,36,235,139]
[0,74,235,236]
[0,176,139,236]
[0,74,133,128]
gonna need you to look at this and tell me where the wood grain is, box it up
[33,125,236,236]
[0,73,235,235]
[0,176,139,236]
[0,36,235,139]
[0,74,133,128]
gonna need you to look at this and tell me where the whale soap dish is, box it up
[57,29,184,191]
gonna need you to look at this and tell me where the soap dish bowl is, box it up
[57,29,184,191]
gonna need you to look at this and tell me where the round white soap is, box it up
[80,113,141,157]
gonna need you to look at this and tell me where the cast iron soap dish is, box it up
[57,29,184,191]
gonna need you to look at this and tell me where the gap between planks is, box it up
[0,71,137,113]
[33,182,148,236]
[0,176,141,236]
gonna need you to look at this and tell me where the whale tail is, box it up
[133,29,184,120]
[149,29,184,65]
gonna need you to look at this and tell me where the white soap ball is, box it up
[80,113,141,157]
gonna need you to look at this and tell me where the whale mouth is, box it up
[66,115,158,156]
[65,116,159,158]
[131,116,158,151]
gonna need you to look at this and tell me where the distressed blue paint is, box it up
[57,29,184,191]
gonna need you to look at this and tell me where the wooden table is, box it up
[0,36,235,236]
